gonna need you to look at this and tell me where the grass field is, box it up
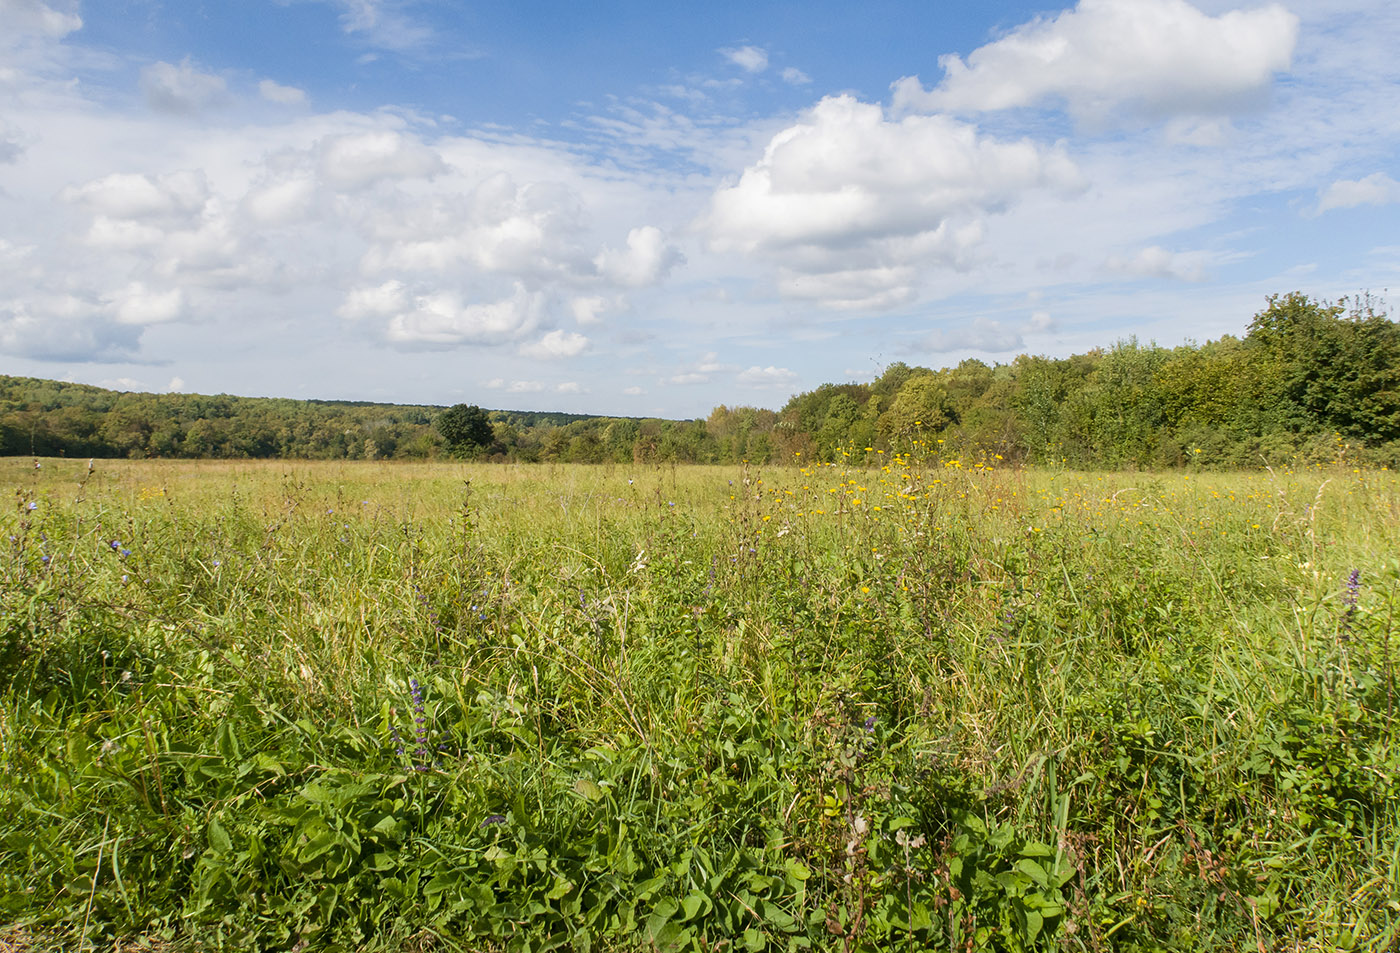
[2,455,1397,951]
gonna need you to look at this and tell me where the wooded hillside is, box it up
[3,293,1396,468]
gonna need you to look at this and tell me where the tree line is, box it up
[2,293,1396,469]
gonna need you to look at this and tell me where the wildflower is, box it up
[481,814,506,828]
[1345,569,1360,608]
[26,501,37,511]
[410,678,430,770]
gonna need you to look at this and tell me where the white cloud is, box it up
[339,279,408,320]
[1105,245,1210,282]
[334,0,436,52]
[110,282,185,325]
[595,226,682,287]
[705,94,1079,309]
[892,0,1298,123]
[167,376,186,392]
[736,365,798,388]
[780,67,811,86]
[519,329,589,359]
[380,283,544,347]
[721,45,769,73]
[556,381,582,393]
[360,171,592,279]
[570,295,610,325]
[242,175,319,225]
[623,385,644,396]
[670,372,708,384]
[1316,172,1400,213]
[915,317,1027,354]
[259,79,308,105]
[0,296,139,361]
[506,379,545,393]
[63,170,209,224]
[0,0,82,39]
[317,129,447,191]
[140,59,229,114]
[0,124,22,163]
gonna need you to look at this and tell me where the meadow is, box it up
[1,454,1396,951]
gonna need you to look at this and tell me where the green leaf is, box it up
[207,818,232,855]
[680,893,710,921]
[574,777,605,801]
[1015,858,1049,888]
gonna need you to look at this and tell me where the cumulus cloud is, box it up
[340,279,545,347]
[377,283,544,347]
[259,79,308,105]
[63,170,210,224]
[317,129,447,191]
[736,365,798,388]
[781,67,811,86]
[141,59,229,114]
[339,279,408,320]
[1105,245,1210,281]
[914,317,1028,354]
[570,295,610,325]
[721,45,769,73]
[912,309,1059,354]
[109,282,185,325]
[167,376,186,392]
[359,172,595,280]
[1316,172,1400,214]
[0,296,139,361]
[595,226,682,287]
[1,0,82,40]
[705,94,1079,308]
[519,329,589,359]
[892,0,1298,123]
[242,175,320,225]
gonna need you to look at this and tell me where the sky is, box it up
[1,0,1397,418]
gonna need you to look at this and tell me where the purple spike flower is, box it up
[410,678,430,771]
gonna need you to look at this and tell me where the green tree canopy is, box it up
[436,404,494,452]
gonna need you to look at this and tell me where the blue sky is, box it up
[2,0,1397,417]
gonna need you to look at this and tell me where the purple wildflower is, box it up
[410,678,430,771]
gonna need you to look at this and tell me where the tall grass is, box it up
[1,456,1396,951]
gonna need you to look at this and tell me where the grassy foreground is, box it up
[1,456,1397,952]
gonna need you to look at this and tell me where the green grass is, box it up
[2,456,1397,951]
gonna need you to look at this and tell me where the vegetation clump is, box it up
[1,454,1396,950]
